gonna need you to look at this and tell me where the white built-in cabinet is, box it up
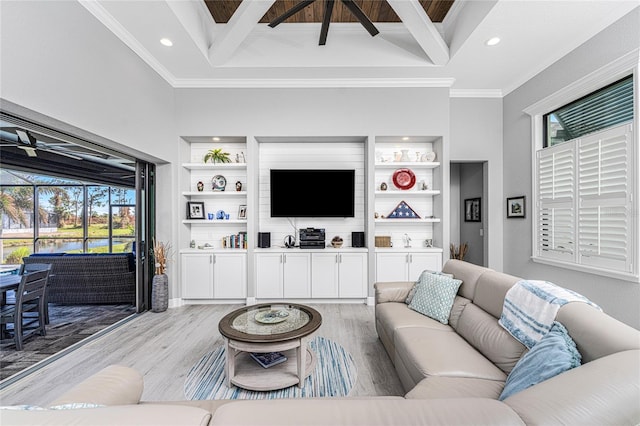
[179,135,446,303]
[311,252,367,298]
[255,250,367,299]
[255,252,311,298]
[181,252,246,299]
[375,250,442,282]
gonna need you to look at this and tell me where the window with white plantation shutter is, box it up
[535,123,634,275]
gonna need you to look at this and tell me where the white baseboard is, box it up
[168,298,183,308]
[366,296,375,306]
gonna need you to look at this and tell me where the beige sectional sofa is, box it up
[4,260,640,425]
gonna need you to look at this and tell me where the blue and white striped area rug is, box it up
[184,336,357,400]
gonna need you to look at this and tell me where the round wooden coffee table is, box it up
[218,303,322,391]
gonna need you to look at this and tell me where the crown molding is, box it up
[523,48,638,116]
[449,89,503,98]
[171,77,456,89]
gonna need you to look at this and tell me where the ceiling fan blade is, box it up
[268,0,316,28]
[319,0,335,45]
[340,0,379,37]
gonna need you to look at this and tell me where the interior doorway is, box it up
[450,162,487,267]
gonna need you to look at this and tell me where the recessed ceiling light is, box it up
[485,37,501,47]
[402,137,410,141]
[160,38,173,47]
[212,137,220,141]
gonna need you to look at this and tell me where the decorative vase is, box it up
[151,273,169,313]
[400,149,410,162]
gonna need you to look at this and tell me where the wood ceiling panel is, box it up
[205,0,453,24]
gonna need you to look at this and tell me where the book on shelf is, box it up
[249,352,287,369]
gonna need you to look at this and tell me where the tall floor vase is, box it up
[151,273,169,312]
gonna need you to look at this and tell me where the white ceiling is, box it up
[80,0,638,96]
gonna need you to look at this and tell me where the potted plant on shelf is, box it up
[151,239,172,313]
[204,148,231,164]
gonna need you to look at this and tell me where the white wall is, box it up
[503,9,640,328]
[450,98,503,271]
[0,0,179,298]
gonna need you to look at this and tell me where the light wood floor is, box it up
[0,304,404,405]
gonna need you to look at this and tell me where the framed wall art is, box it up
[187,201,205,219]
[238,204,247,219]
[464,198,481,222]
[506,196,525,218]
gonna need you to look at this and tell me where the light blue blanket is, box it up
[499,280,600,348]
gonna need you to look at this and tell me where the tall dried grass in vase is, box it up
[153,239,172,275]
[450,242,468,260]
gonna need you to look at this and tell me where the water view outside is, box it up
[0,170,135,264]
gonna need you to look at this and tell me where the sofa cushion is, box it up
[456,304,526,374]
[210,398,526,426]
[503,350,640,425]
[405,376,504,400]
[441,259,491,300]
[395,327,508,387]
[377,302,452,339]
[499,321,581,400]
[0,405,212,426]
[408,272,462,324]
[48,365,143,407]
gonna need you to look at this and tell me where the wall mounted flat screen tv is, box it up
[270,169,355,217]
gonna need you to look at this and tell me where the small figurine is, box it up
[197,181,204,192]
[421,181,428,191]
[236,181,242,192]
[380,182,388,191]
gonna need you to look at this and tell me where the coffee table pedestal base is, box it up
[225,338,317,391]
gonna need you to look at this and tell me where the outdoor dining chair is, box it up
[0,270,50,350]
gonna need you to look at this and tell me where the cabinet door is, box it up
[338,253,367,298]
[283,252,311,298]
[181,253,213,299]
[256,253,284,298]
[213,253,246,299]
[375,252,409,282]
[408,252,443,281]
[311,253,339,298]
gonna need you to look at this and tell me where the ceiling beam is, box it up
[386,0,449,66]
[208,0,276,66]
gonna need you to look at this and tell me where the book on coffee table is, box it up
[250,352,287,369]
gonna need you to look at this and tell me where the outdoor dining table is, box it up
[0,273,21,305]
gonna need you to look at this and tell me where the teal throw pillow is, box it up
[405,270,455,305]
[408,271,462,324]
[499,321,581,401]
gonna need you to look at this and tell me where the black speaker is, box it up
[352,231,365,248]
[258,232,271,248]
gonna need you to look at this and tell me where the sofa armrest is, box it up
[47,365,143,407]
[374,281,414,304]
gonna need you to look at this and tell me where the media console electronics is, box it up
[299,228,325,249]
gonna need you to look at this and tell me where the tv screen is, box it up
[270,169,355,217]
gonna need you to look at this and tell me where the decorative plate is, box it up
[392,168,416,190]
[212,175,227,191]
[422,151,437,162]
[254,309,289,324]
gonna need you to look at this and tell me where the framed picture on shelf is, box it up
[506,196,525,218]
[187,201,205,220]
[238,204,247,219]
[464,198,481,222]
